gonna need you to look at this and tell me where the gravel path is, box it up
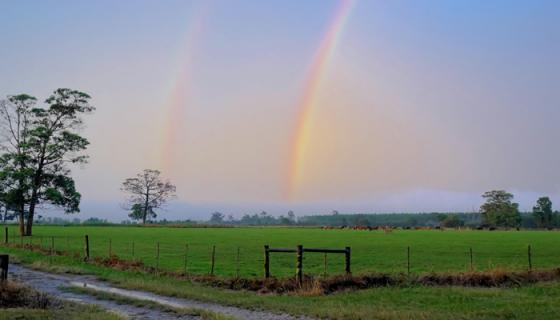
[8,264,310,320]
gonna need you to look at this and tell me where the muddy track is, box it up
[8,264,311,320]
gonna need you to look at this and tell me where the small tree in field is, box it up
[121,169,176,224]
[532,197,555,228]
[480,190,520,228]
[209,212,225,224]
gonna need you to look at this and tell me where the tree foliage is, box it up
[0,89,94,235]
[532,197,556,228]
[480,190,521,227]
[121,169,176,224]
[209,212,225,224]
[439,214,465,228]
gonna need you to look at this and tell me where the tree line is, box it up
[204,190,559,229]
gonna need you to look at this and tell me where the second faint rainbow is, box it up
[285,0,355,200]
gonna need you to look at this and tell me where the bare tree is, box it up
[121,169,176,224]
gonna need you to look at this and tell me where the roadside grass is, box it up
[0,304,123,320]
[0,280,122,320]
[64,286,237,320]
[3,243,560,319]
[5,226,560,278]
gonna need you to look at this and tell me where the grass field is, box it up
[4,225,560,278]
[3,225,560,319]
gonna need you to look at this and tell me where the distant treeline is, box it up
[298,212,478,227]
[3,191,558,230]
[205,210,556,229]
[5,211,556,229]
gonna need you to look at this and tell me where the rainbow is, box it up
[285,0,355,200]
[160,4,209,174]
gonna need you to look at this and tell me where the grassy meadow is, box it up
[2,225,560,319]
[4,225,560,278]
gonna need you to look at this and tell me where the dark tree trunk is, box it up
[142,190,149,224]
[18,203,25,236]
[25,201,35,236]
[25,156,44,236]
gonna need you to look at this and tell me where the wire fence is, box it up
[2,227,558,279]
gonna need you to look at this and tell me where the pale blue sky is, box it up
[1,1,559,220]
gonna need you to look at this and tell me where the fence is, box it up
[0,227,555,280]
[265,245,351,285]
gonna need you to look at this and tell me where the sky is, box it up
[1,0,559,221]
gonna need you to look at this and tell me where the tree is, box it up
[532,197,554,228]
[405,217,418,227]
[121,169,176,224]
[128,203,156,222]
[480,190,520,227]
[440,215,464,228]
[209,212,225,224]
[0,89,94,235]
[287,210,296,224]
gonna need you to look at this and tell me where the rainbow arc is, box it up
[286,0,355,200]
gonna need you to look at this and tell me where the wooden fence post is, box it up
[469,247,473,271]
[528,245,532,272]
[345,246,351,275]
[210,245,216,275]
[236,247,240,278]
[0,255,8,281]
[50,237,55,264]
[264,245,270,278]
[296,245,303,286]
[84,235,90,261]
[4,227,7,244]
[183,243,189,275]
[324,253,328,277]
[407,246,410,275]
[156,242,160,273]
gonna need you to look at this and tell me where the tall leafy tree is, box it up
[0,94,35,234]
[121,169,176,224]
[480,190,520,228]
[0,89,94,235]
[532,196,554,228]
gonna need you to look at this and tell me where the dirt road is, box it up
[8,264,309,320]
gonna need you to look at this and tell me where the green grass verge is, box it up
[0,302,122,320]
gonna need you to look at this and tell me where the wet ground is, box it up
[8,264,310,320]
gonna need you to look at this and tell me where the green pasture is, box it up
[3,226,560,278]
